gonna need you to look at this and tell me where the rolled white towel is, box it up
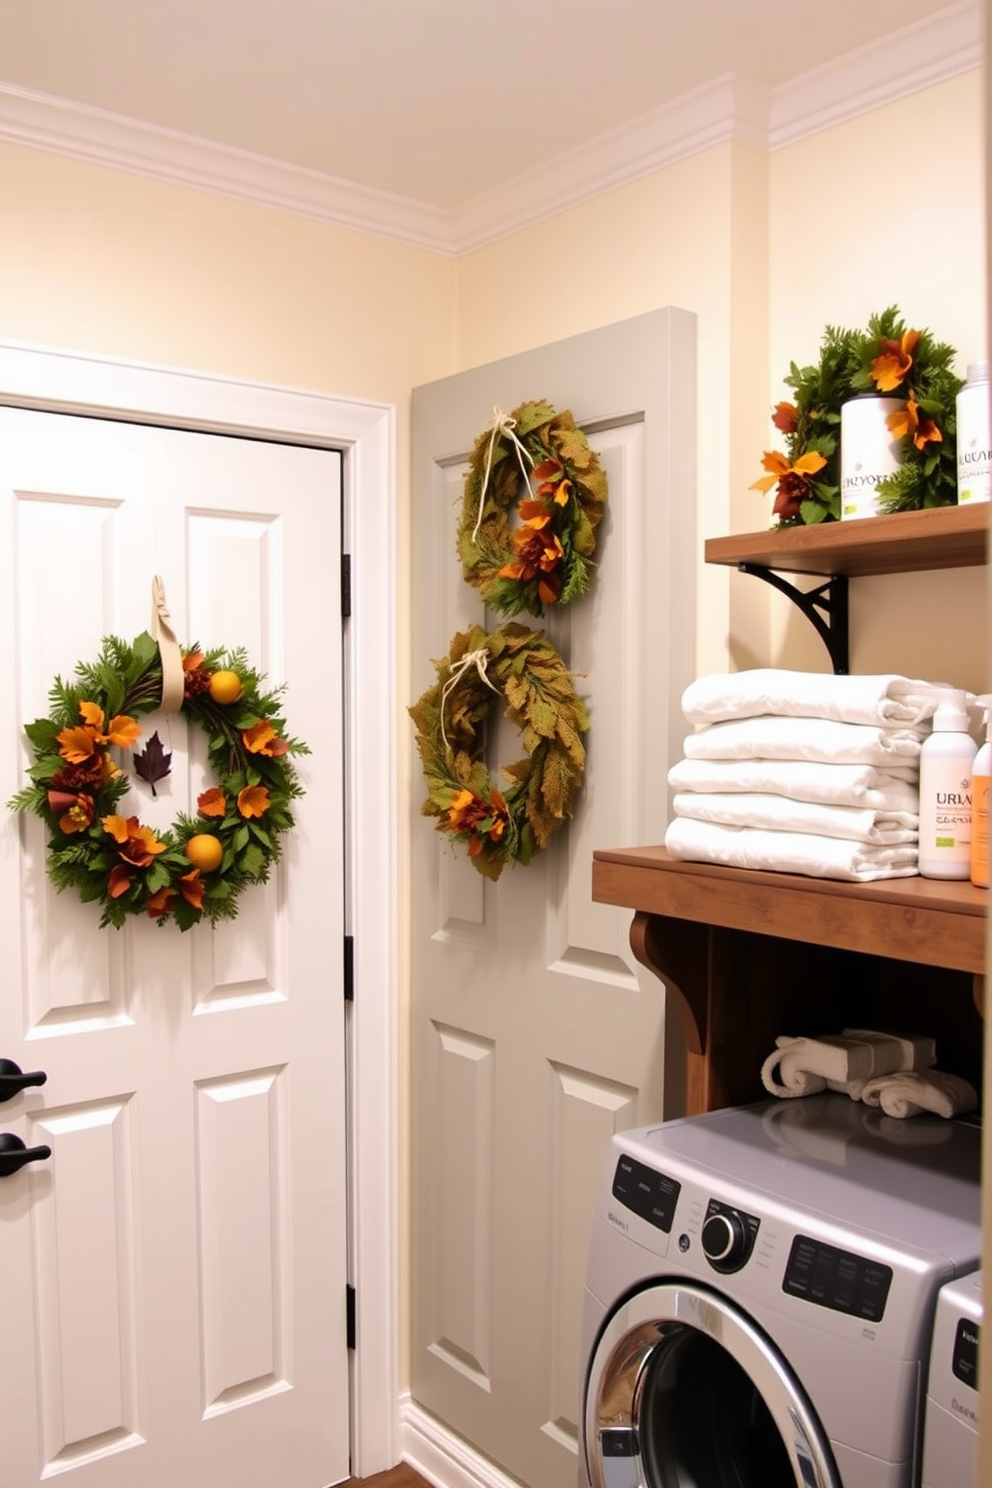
[681,669,955,728]
[673,791,917,845]
[761,1034,880,1099]
[668,757,919,811]
[683,716,927,766]
[761,1060,825,1100]
[762,1028,937,1103]
[860,1070,978,1119]
[665,816,919,883]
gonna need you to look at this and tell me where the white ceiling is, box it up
[0,1,981,250]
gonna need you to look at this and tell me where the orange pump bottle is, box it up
[970,695,992,888]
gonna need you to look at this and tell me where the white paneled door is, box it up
[409,310,697,1488]
[0,410,349,1488]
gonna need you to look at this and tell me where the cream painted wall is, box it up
[454,68,991,1476]
[0,140,460,1404]
[0,143,456,399]
[727,142,773,671]
[0,53,989,1438]
[0,139,458,765]
[767,71,988,687]
[457,72,989,689]
[457,145,742,680]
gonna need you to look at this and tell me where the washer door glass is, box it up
[585,1281,841,1488]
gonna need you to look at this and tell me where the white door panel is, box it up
[0,410,349,1488]
[410,310,696,1487]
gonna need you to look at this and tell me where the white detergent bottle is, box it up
[918,689,978,879]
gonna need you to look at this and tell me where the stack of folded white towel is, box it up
[665,670,967,882]
[761,1028,978,1119]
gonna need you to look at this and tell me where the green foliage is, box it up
[759,306,964,526]
[408,622,589,881]
[457,400,609,618]
[7,632,307,931]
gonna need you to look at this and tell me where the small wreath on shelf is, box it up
[408,622,589,881]
[751,305,962,526]
[7,631,309,930]
[457,399,609,617]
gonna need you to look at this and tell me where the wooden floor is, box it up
[347,1466,430,1488]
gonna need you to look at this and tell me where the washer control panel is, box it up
[701,1198,760,1273]
[953,1315,980,1389]
[783,1234,893,1321]
[611,1153,681,1232]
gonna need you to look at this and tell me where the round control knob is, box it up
[701,1210,749,1269]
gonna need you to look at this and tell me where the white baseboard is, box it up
[398,1396,528,1488]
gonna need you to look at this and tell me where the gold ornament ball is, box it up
[209,669,243,704]
[185,834,224,873]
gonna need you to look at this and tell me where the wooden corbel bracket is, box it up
[628,911,710,1055]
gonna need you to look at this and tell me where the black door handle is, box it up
[0,1134,52,1177]
[0,1059,47,1104]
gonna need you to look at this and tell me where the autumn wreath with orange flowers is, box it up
[751,306,962,526]
[457,400,609,617]
[7,632,308,930]
[409,622,589,881]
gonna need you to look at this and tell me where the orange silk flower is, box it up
[870,329,920,392]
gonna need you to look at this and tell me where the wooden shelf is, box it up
[592,847,987,974]
[704,503,989,578]
[604,503,992,1111]
[592,848,987,1114]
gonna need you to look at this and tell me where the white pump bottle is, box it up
[918,690,978,879]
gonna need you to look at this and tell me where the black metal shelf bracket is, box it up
[738,564,850,675]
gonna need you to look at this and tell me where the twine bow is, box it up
[440,647,501,750]
[471,405,535,543]
[150,576,185,714]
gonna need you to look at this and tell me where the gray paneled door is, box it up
[409,309,697,1488]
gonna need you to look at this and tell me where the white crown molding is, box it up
[0,83,455,255]
[455,0,981,251]
[450,72,771,254]
[0,0,980,256]
[768,0,983,149]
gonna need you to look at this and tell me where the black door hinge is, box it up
[343,935,354,1003]
[346,1283,357,1350]
[341,552,352,618]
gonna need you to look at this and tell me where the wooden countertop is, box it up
[592,846,988,975]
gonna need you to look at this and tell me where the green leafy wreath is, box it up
[457,400,609,617]
[751,305,962,525]
[7,632,309,930]
[408,622,589,881]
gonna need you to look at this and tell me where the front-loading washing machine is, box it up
[921,1269,981,1488]
[579,1094,983,1488]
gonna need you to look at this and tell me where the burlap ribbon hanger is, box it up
[150,576,185,713]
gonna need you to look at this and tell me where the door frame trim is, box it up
[0,337,399,1478]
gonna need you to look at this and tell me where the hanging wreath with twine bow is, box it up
[408,622,589,881]
[457,400,609,617]
[7,579,309,931]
